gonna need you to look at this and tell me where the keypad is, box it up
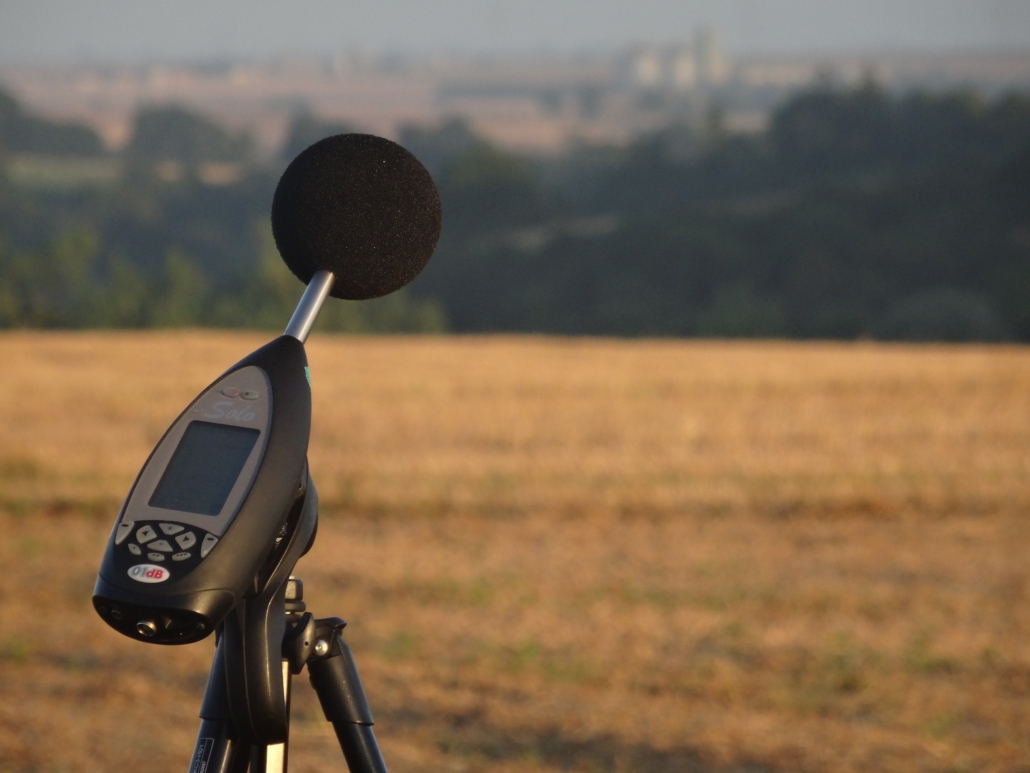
[201,533,218,558]
[115,521,134,545]
[118,521,214,576]
[175,532,196,550]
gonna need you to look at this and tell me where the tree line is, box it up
[0,81,1027,339]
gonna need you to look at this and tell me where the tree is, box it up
[0,87,104,156]
[152,249,208,327]
[126,106,253,166]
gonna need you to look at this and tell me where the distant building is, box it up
[619,44,696,91]
[625,47,664,89]
[670,47,698,90]
[695,26,729,86]
[619,28,728,93]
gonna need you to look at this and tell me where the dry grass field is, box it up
[1,331,1029,773]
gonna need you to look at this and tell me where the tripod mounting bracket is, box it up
[223,473,319,745]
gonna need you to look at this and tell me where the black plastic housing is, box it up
[92,336,311,644]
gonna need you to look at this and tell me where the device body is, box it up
[93,335,311,644]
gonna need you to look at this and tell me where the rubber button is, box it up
[159,523,184,535]
[115,521,134,545]
[172,552,191,561]
[128,543,142,556]
[200,533,218,558]
[221,387,240,397]
[175,532,197,550]
[241,390,259,400]
[148,539,173,552]
[136,525,157,544]
[147,552,166,562]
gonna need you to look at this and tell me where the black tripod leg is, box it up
[191,720,248,773]
[326,724,387,773]
[191,636,249,773]
[308,630,387,773]
[248,661,292,773]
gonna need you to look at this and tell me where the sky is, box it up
[1,0,1029,64]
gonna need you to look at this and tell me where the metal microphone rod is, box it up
[284,270,335,343]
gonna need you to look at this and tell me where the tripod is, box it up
[189,471,387,773]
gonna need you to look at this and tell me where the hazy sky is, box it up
[2,0,1029,63]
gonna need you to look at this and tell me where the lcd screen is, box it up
[149,421,260,516]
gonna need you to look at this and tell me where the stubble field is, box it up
[1,332,1028,773]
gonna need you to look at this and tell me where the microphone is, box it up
[271,133,442,301]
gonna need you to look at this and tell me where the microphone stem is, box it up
[284,271,335,343]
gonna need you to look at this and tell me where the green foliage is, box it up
[400,117,486,174]
[768,81,1027,179]
[435,144,547,237]
[91,255,149,327]
[696,285,786,338]
[0,88,105,157]
[875,288,1010,342]
[208,222,299,328]
[126,105,253,165]
[152,250,208,327]
[0,83,1027,339]
[0,219,447,332]
[316,290,447,334]
[414,83,1030,339]
[206,222,448,333]
[0,231,157,328]
[0,231,108,327]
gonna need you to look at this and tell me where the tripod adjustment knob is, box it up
[286,577,304,601]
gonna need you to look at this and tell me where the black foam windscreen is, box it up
[271,133,442,300]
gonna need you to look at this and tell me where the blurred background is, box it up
[3,3,1030,773]
[0,0,1028,339]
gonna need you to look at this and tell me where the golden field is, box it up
[1,332,1029,773]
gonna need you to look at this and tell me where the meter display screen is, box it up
[149,421,260,516]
